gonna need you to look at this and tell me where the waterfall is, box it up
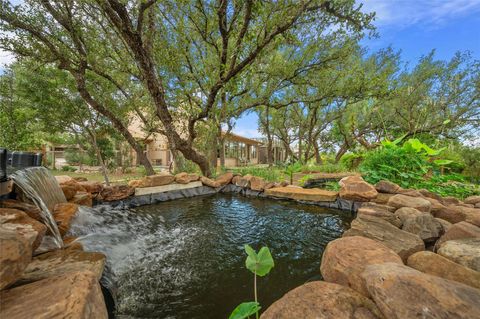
[10,167,65,249]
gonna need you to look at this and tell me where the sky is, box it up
[234,0,480,138]
[1,0,479,138]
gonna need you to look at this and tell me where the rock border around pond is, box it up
[1,172,479,319]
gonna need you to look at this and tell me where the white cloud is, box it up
[361,0,480,29]
[0,49,15,68]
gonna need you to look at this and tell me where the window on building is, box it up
[251,146,257,159]
[154,159,162,166]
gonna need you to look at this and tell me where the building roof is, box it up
[221,132,263,145]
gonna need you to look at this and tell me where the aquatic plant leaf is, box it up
[245,245,274,276]
[434,159,454,166]
[229,302,261,319]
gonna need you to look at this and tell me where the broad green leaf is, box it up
[434,159,454,166]
[229,302,261,319]
[245,245,274,276]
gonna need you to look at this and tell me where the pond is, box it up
[69,194,354,319]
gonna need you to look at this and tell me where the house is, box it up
[127,118,262,168]
[219,132,262,167]
[255,137,288,164]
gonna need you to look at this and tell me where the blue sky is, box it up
[234,0,480,137]
[1,0,479,137]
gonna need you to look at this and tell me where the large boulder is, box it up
[216,172,234,186]
[0,199,42,222]
[200,176,221,188]
[431,205,467,224]
[250,176,266,191]
[320,236,403,296]
[78,181,103,194]
[435,221,480,248]
[54,175,73,184]
[0,225,35,289]
[435,217,452,233]
[0,271,108,319]
[401,213,443,243]
[437,238,480,271]
[339,176,378,202]
[0,208,47,250]
[235,174,254,187]
[128,179,146,188]
[375,180,401,194]
[61,184,77,201]
[265,187,337,202]
[361,202,395,212]
[174,172,189,184]
[70,192,93,207]
[100,185,134,201]
[143,173,175,187]
[407,251,480,289]
[260,281,383,319]
[394,207,424,224]
[357,206,402,228]
[456,206,480,227]
[371,193,394,204]
[362,262,480,319]
[53,203,79,236]
[17,248,106,285]
[343,215,424,262]
[464,195,480,205]
[387,194,431,213]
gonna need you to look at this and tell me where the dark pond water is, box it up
[69,194,353,319]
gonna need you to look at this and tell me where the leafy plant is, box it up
[229,245,275,319]
[61,165,76,172]
[283,162,302,184]
[298,174,314,186]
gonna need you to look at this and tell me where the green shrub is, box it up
[360,146,430,188]
[229,166,283,182]
[340,153,364,170]
[415,173,480,199]
[61,165,76,172]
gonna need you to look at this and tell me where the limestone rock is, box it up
[339,176,378,202]
[70,192,93,207]
[407,251,480,289]
[0,226,34,289]
[418,189,443,201]
[61,185,77,201]
[361,202,395,212]
[464,195,480,205]
[200,176,221,188]
[371,192,394,204]
[0,199,42,222]
[357,206,402,228]
[387,194,431,213]
[250,176,266,191]
[362,262,480,319]
[55,175,73,184]
[53,203,79,236]
[435,218,452,233]
[375,180,401,194]
[343,215,424,262]
[128,179,145,188]
[0,271,108,319]
[17,248,106,285]
[320,236,403,296]
[235,174,253,187]
[175,172,190,184]
[394,207,424,224]
[265,187,337,202]
[437,238,480,271]
[143,173,175,187]
[466,213,480,227]
[78,181,103,194]
[264,182,275,190]
[431,205,466,224]
[456,206,480,227]
[215,172,234,186]
[443,196,460,206]
[402,213,443,243]
[0,208,47,250]
[436,221,480,249]
[260,281,383,319]
[398,189,423,197]
[61,179,87,192]
[100,185,134,201]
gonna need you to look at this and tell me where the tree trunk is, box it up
[72,72,155,176]
[91,135,110,186]
[314,143,322,165]
[335,144,348,163]
[265,105,274,166]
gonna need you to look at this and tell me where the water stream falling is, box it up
[10,167,66,249]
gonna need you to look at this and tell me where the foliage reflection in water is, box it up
[68,194,353,319]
